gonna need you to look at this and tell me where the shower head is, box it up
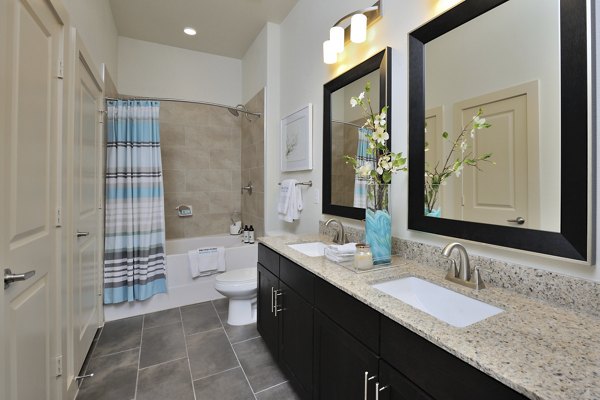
[227,104,261,121]
[228,104,246,117]
[228,106,241,117]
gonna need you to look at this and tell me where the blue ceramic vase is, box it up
[365,182,391,265]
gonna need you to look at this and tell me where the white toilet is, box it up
[214,266,258,326]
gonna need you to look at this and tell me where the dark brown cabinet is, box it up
[257,244,528,400]
[257,244,314,400]
[313,311,379,400]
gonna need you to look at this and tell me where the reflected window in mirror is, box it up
[408,0,591,261]
[323,48,391,220]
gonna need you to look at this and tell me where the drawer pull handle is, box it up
[364,371,377,400]
[375,382,389,400]
[273,290,283,316]
[271,286,274,313]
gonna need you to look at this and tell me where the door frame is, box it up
[62,30,105,400]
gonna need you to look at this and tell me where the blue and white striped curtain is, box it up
[353,127,376,208]
[104,100,167,304]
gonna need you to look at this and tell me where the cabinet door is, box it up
[378,360,433,400]
[257,263,279,358]
[314,311,379,400]
[279,282,314,399]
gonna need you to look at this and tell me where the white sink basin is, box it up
[372,277,503,327]
[287,242,328,257]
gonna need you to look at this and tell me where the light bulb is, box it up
[330,26,345,53]
[350,14,367,43]
[183,27,197,36]
[323,40,337,64]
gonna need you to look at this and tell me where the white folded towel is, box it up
[327,243,357,255]
[188,247,226,278]
[324,248,355,264]
[277,179,296,214]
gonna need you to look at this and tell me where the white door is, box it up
[69,39,103,387]
[1,0,64,398]
[457,83,539,228]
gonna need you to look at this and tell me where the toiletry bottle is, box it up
[249,225,255,244]
[243,225,249,243]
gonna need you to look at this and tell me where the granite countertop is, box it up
[258,235,600,400]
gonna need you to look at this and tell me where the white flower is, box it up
[470,129,476,138]
[376,166,384,175]
[373,116,380,126]
[454,164,463,178]
[350,98,358,108]
[460,140,467,151]
[373,127,389,145]
[357,163,373,177]
[474,116,486,127]
[358,92,365,100]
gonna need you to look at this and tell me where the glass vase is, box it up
[365,182,392,265]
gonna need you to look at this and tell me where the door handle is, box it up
[271,287,275,313]
[273,290,283,316]
[364,371,377,400]
[506,217,525,225]
[4,268,36,289]
[375,382,389,400]
[76,231,90,237]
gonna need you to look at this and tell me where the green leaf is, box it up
[442,131,449,139]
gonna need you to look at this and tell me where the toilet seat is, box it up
[215,267,256,284]
[215,267,257,293]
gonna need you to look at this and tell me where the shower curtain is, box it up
[103,100,167,304]
[353,127,376,208]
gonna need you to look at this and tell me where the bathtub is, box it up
[103,235,258,321]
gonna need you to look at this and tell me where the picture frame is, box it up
[281,104,313,172]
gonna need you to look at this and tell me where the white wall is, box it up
[271,0,600,282]
[61,0,118,80]
[118,37,242,106]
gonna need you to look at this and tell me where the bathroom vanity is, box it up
[257,237,600,400]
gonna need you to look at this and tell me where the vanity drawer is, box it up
[315,278,379,353]
[258,243,280,276]
[280,256,314,304]
[380,316,527,400]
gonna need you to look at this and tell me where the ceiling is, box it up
[109,0,298,59]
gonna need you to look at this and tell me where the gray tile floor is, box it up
[76,299,301,400]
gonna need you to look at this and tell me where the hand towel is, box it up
[278,179,303,223]
[188,247,226,278]
[278,179,296,214]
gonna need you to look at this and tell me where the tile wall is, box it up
[241,89,265,237]
[161,101,242,239]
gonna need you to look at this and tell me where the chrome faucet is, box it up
[441,242,486,290]
[324,218,345,244]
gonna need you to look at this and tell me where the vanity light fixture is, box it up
[183,27,197,36]
[323,1,383,64]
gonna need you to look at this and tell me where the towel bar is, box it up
[278,180,313,187]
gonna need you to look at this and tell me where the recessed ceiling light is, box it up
[184,27,197,36]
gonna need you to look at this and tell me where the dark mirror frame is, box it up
[323,47,392,220]
[408,0,592,261]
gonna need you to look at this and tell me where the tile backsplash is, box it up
[319,221,600,317]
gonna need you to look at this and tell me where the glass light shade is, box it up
[350,14,367,43]
[323,40,337,64]
[330,26,345,53]
[183,27,197,36]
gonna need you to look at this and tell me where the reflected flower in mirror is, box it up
[344,82,407,188]
[425,108,493,216]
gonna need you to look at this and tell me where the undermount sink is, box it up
[372,277,503,328]
[287,242,328,257]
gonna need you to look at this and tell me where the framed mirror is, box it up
[323,48,391,220]
[408,0,592,261]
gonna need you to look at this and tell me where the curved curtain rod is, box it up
[105,96,262,118]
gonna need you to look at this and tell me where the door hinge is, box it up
[55,355,63,377]
[57,59,64,79]
[55,208,62,227]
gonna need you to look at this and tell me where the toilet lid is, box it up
[216,267,257,284]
